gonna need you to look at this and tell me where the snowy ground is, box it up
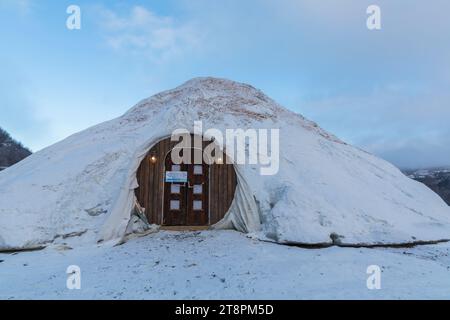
[1,230,450,300]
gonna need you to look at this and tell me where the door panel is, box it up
[186,162,209,226]
[135,136,237,226]
[163,148,209,226]
[163,158,188,226]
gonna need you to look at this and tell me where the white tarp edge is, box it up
[99,137,261,243]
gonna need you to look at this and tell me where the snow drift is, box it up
[1,77,450,251]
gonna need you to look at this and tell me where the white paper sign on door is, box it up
[165,171,188,183]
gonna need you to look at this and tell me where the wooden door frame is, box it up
[161,146,211,226]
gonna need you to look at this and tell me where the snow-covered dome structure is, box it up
[1,77,450,251]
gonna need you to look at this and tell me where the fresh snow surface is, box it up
[1,230,450,300]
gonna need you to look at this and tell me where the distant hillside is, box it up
[0,127,32,170]
[405,167,450,206]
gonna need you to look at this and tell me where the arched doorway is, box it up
[135,135,237,227]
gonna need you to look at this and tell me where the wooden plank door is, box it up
[163,155,188,225]
[186,159,209,225]
[163,148,209,226]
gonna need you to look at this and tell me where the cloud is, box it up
[105,0,448,169]
[0,0,33,14]
[299,87,450,169]
[365,136,450,170]
[97,5,203,63]
[185,0,450,169]
[3,0,448,167]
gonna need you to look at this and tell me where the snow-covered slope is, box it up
[1,77,450,251]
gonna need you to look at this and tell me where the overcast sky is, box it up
[0,0,449,169]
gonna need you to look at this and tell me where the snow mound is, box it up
[1,77,450,251]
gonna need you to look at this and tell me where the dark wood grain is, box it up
[135,136,237,226]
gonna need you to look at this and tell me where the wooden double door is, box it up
[163,149,209,226]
